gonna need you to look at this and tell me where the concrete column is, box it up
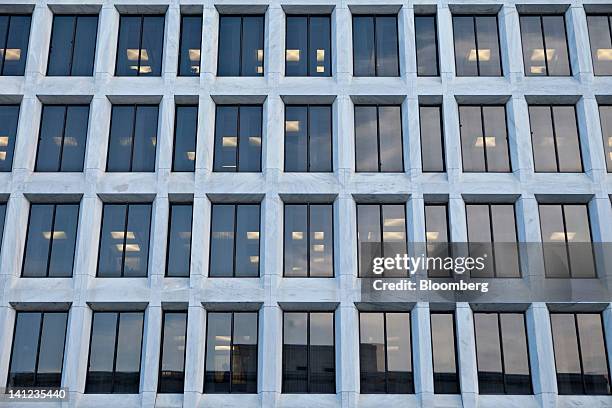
[95,5,120,76]
[456,303,478,408]
[263,95,283,175]
[589,196,612,282]
[337,304,358,408]
[266,5,284,77]
[0,305,15,389]
[262,193,283,280]
[200,5,219,78]
[603,304,612,390]
[0,194,29,278]
[566,5,592,77]
[336,194,357,278]
[24,3,52,77]
[526,303,557,408]
[157,95,176,171]
[148,196,169,281]
[336,95,354,174]
[405,96,421,176]
[578,96,607,175]
[397,5,412,77]
[163,4,180,76]
[62,305,93,400]
[141,305,162,407]
[507,95,534,177]
[442,96,461,180]
[412,302,434,407]
[334,5,351,77]
[437,6,455,77]
[515,194,545,280]
[408,194,426,276]
[499,4,524,77]
[183,304,205,407]
[190,196,210,280]
[12,95,41,172]
[85,96,112,172]
[448,194,467,244]
[259,304,282,407]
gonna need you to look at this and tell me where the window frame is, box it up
[452,13,504,77]
[414,14,440,77]
[216,14,265,77]
[284,14,332,77]
[351,14,400,77]
[0,13,31,76]
[419,104,445,172]
[165,202,193,277]
[114,14,165,77]
[177,13,202,77]
[284,104,333,173]
[157,310,188,394]
[46,13,99,76]
[430,311,460,394]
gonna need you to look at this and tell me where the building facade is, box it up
[0,0,611,407]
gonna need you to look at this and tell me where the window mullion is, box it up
[68,16,78,75]
[137,16,145,76]
[121,205,130,277]
[32,313,45,387]
[540,16,550,76]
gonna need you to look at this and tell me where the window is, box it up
[209,203,260,277]
[0,14,31,76]
[452,15,502,76]
[430,312,459,394]
[116,15,165,76]
[158,311,187,393]
[173,105,197,172]
[0,105,20,172]
[285,105,332,172]
[352,15,399,76]
[285,15,331,76]
[520,14,571,76]
[539,204,595,278]
[474,312,532,394]
[528,105,582,172]
[0,202,6,248]
[217,15,264,76]
[107,104,158,172]
[415,15,439,76]
[204,312,258,393]
[459,105,510,172]
[47,14,98,76]
[597,105,612,172]
[419,105,445,172]
[588,14,612,76]
[7,312,68,388]
[178,15,202,76]
[22,203,79,278]
[97,203,152,278]
[35,105,89,172]
[359,312,413,393]
[86,312,144,393]
[213,105,262,172]
[425,204,451,277]
[283,312,335,393]
[466,204,520,278]
[354,105,403,172]
[550,313,611,395]
[357,203,407,277]
[166,203,192,277]
[284,203,333,277]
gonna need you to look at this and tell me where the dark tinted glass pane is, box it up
[36,106,66,172]
[420,106,444,172]
[241,16,264,76]
[98,204,127,277]
[309,312,335,393]
[415,16,439,76]
[0,105,19,172]
[490,205,520,278]
[217,17,241,76]
[285,105,308,172]
[123,204,151,277]
[8,313,42,387]
[235,204,260,277]
[232,312,258,393]
[386,313,412,393]
[425,204,450,277]
[309,16,331,76]
[47,16,75,76]
[284,204,307,277]
[564,205,595,278]
[22,205,54,277]
[309,105,332,172]
[309,204,333,277]
[166,204,192,277]
[353,16,375,76]
[158,312,187,393]
[283,312,308,392]
[474,313,504,393]
[0,16,8,75]
[475,16,501,76]
[71,16,98,76]
[576,314,611,394]
[378,106,403,172]
[286,17,307,76]
[107,106,136,171]
[375,16,399,76]
[430,313,459,394]
[552,106,582,172]
[2,15,31,76]
[214,106,238,172]
[61,105,89,171]
[598,105,612,172]
[173,105,197,171]
[587,15,612,75]
[542,16,570,76]
[35,313,68,387]
[539,204,570,278]
[550,314,583,394]
[116,16,142,76]
[86,313,118,393]
[178,15,202,76]
[205,313,231,393]
[529,106,557,172]
[47,204,79,277]
[453,16,478,76]
[131,105,158,172]
[209,204,235,277]
[381,205,407,276]
[500,313,531,394]
[139,16,164,76]
[355,106,379,172]
[359,313,385,393]
[0,203,6,246]
[357,204,381,276]
[459,106,485,172]
[238,106,262,172]
[520,16,546,76]
[466,204,494,277]
[482,106,509,172]
[114,312,144,393]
